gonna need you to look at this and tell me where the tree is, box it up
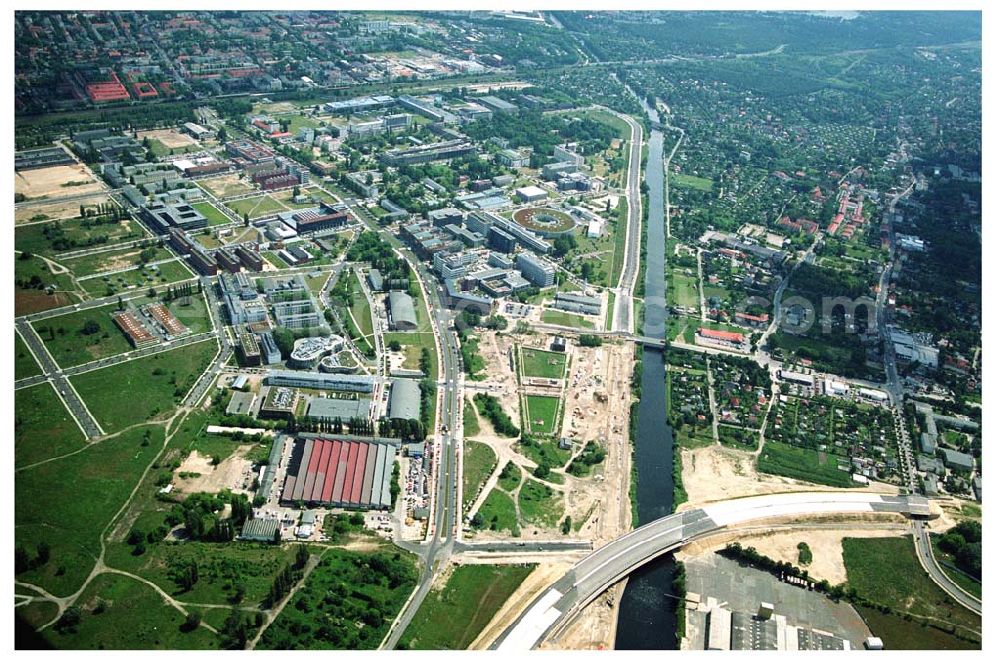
[181,611,202,632]
[81,319,101,336]
[533,462,550,479]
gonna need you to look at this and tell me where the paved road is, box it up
[381,255,463,650]
[913,522,981,614]
[609,107,644,335]
[491,492,933,650]
[14,319,104,439]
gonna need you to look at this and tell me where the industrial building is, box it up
[259,331,283,365]
[554,291,601,315]
[145,302,189,337]
[265,370,376,393]
[226,391,257,417]
[388,378,422,421]
[277,203,350,236]
[387,291,418,331]
[238,331,262,366]
[15,146,75,171]
[280,436,398,509]
[258,386,299,420]
[380,139,475,167]
[306,397,372,421]
[516,252,556,287]
[142,200,209,233]
[112,310,157,349]
[239,517,281,542]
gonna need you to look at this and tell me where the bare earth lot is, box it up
[15,164,103,200]
[137,128,199,149]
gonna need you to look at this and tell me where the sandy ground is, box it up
[468,561,571,649]
[15,164,103,200]
[173,445,255,496]
[198,173,254,198]
[676,444,899,511]
[676,515,911,585]
[137,128,199,149]
[464,332,634,545]
[15,194,108,224]
[542,580,625,650]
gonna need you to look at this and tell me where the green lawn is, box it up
[495,461,522,493]
[15,425,164,598]
[477,488,519,535]
[15,331,42,379]
[191,201,233,227]
[399,564,536,649]
[14,382,87,469]
[70,339,218,431]
[462,441,497,510]
[757,440,854,487]
[168,293,213,334]
[40,573,219,649]
[541,308,595,330]
[519,347,567,379]
[463,399,480,437]
[33,303,135,368]
[842,537,981,649]
[524,394,561,435]
[669,269,700,309]
[258,547,418,649]
[518,479,564,528]
[672,172,714,192]
[78,259,195,298]
[223,194,288,219]
[931,536,982,600]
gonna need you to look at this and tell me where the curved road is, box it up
[491,492,933,650]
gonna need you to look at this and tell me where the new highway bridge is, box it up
[490,492,934,650]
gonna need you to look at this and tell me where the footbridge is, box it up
[490,492,933,650]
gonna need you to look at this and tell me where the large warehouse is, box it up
[280,436,397,509]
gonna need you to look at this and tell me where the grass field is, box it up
[757,440,854,487]
[61,244,174,278]
[399,564,536,649]
[518,479,564,527]
[842,537,981,649]
[14,382,87,469]
[79,260,195,298]
[40,573,219,649]
[223,194,288,219]
[168,294,213,334]
[463,399,480,437]
[672,172,714,192]
[70,339,217,431]
[669,269,700,309]
[15,425,164,598]
[931,536,983,600]
[191,201,233,227]
[541,308,595,329]
[33,303,134,368]
[477,488,519,535]
[462,441,497,509]
[196,175,254,199]
[523,394,561,435]
[15,331,42,379]
[519,347,567,379]
[14,215,148,257]
[496,461,522,493]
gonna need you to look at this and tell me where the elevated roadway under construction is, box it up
[490,491,934,650]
